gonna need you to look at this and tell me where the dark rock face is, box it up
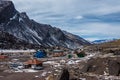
[59,68,69,80]
[0,1,17,24]
[0,31,42,49]
[0,1,90,49]
[63,31,90,45]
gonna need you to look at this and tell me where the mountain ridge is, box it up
[92,39,117,44]
[0,0,90,49]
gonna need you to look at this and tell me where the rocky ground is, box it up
[1,51,120,80]
[1,40,119,80]
[1,39,120,80]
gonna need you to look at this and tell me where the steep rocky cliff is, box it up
[0,1,90,49]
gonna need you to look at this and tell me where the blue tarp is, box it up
[34,50,46,58]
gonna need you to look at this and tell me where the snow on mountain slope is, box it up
[0,1,90,49]
[92,39,117,44]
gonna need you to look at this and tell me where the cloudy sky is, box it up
[12,0,120,41]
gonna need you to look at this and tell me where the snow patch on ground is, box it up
[67,60,76,65]
[23,69,38,72]
[41,72,47,77]
[43,61,56,65]
[0,49,36,53]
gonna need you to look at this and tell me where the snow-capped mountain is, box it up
[92,39,117,44]
[0,1,90,49]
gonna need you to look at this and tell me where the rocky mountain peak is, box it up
[0,1,90,49]
[0,1,17,24]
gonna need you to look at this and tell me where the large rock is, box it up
[81,58,106,75]
[59,68,69,80]
[81,57,120,76]
[108,60,120,76]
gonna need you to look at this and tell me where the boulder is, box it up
[59,68,69,80]
[108,60,120,76]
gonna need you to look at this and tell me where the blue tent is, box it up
[34,50,46,58]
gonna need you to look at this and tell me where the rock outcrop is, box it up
[0,31,42,49]
[81,57,120,76]
[59,68,69,80]
[0,1,17,24]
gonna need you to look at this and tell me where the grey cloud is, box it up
[12,0,120,41]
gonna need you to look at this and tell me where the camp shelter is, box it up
[24,59,43,70]
[52,50,64,57]
[34,50,47,58]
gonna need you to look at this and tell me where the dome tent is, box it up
[34,50,46,58]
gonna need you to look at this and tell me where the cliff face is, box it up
[0,1,90,49]
[0,1,17,24]
[0,31,42,49]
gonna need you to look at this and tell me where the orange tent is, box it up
[24,59,42,65]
